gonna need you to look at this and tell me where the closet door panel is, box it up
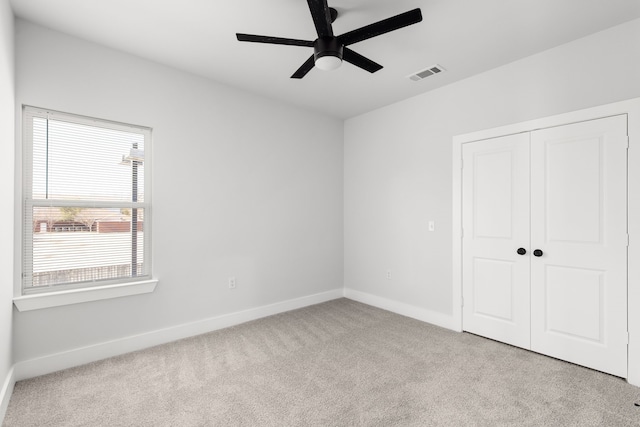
[462,133,531,349]
[530,115,628,377]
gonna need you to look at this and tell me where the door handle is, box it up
[533,249,544,257]
[517,248,527,255]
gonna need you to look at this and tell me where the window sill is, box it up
[13,279,158,312]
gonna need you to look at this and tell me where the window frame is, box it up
[20,105,154,299]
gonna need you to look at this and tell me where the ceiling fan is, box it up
[236,0,423,79]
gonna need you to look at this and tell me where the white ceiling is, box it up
[9,0,640,119]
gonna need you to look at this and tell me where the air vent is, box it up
[408,64,445,81]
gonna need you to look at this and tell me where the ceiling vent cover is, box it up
[408,64,445,81]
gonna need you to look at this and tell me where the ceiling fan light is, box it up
[315,55,342,71]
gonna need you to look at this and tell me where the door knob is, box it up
[533,249,543,257]
[517,248,527,255]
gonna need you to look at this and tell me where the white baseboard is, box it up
[14,288,344,381]
[0,366,15,425]
[344,288,455,331]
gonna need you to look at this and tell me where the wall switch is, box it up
[386,270,391,280]
[228,277,236,289]
[428,221,435,232]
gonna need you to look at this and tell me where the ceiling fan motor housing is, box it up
[313,37,343,62]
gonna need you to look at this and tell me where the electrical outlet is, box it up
[386,270,391,280]
[228,277,236,289]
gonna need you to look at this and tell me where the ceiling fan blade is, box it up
[342,48,383,73]
[338,8,422,46]
[307,0,334,38]
[291,55,316,79]
[236,33,314,47]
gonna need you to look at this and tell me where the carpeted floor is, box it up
[4,298,640,426]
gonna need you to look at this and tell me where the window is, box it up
[22,106,152,295]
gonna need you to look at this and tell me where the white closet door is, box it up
[462,133,531,349]
[530,115,628,377]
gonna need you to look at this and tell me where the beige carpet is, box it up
[4,298,640,426]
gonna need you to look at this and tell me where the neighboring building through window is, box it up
[22,106,152,294]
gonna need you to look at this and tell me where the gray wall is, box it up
[13,20,344,362]
[344,18,640,321]
[0,0,14,406]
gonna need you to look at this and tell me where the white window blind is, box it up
[23,106,152,293]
